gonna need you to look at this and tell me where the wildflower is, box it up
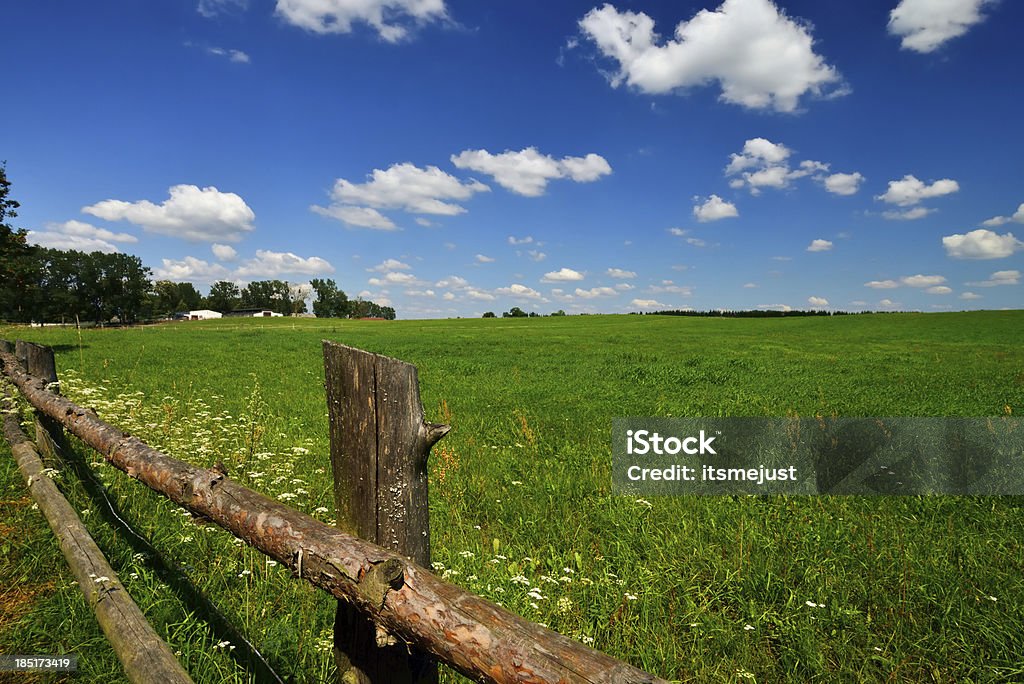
[805,600,818,608]
[93,576,111,583]
[458,551,475,558]
[527,589,545,601]
[744,624,755,631]
[581,636,595,645]
[238,570,252,577]
[625,593,638,601]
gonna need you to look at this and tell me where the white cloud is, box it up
[527,250,547,262]
[807,239,833,252]
[317,163,488,219]
[508,235,534,245]
[28,220,138,254]
[405,289,436,298]
[981,203,1024,227]
[369,258,411,272]
[882,207,933,220]
[757,303,793,312]
[925,286,952,295]
[823,172,864,196]
[207,47,251,63]
[311,205,397,230]
[475,254,495,263]
[668,227,689,237]
[725,138,859,196]
[435,276,468,289]
[368,272,419,286]
[466,288,496,301]
[876,174,959,206]
[212,243,238,261]
[198,0,248,18]
[631,299,665,309]
[577,0,844,112]
[606,268,636,279]
[959,291,981,300]
[542,268,585,283]
[496,283,543,300]
[743,282,758,289]
[235,250,334,278]
[901,274,946,288]
[693,195,738,222]
[807,296,829,307]
[574,286,618,299]
[275,0,447,43]
[942,229,1023,259]
[615,283,634,291]
[888,0,995,53]
[865,280,900,289]
[649,281,693,295]
[154,256,230,283]
[415,217,436,227]
[83,184,255,242]
[878,299,899,308]
[451,148,611,197]
[686,237,708,248]
[966,270,1020,287]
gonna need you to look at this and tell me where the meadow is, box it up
[1,311,1023,683]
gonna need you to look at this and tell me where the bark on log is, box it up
[324,341,448,683]
[1,385,194,684]
[0,347,668,684]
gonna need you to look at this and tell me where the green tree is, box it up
[310,278,349,318]
[206,280,241,313]
[482,311,496,318]
[241,280,292,314]
[0,162,41,322]
[503,307,528,318]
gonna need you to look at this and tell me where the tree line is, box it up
[0,164,394,324]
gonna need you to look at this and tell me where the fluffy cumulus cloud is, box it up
[807,239,832,252]
[981,202,1024,227]
[901,274,946,288]
[575,286,618,299]
[83,184,255,242]
[725,138,860,196]
[966,270,1020,287]
[154,257,231,283]
[368,271,419,286]
[495,283,544,300]
[235,250,334,278]
[606,268,636,279]
[807,296,829,307]
[883,207,932,221]
[212,243,238,261]
[541,267,585,283]
[475,254,495,263]
[577,0,844,112]
[823,172,865,196]
[693,195,738,222]
[926,286,952,295]
[959,291,982,300]
[451,148,611,197]
[313,163,489,228]
[942,229,1023,259]
[631,299,665,309]
[28,220,138,254]
[369,258,411,272]
[876,174,959,207]
[888,0,996,53]
[865,279,900,289]
[275,0,447,43]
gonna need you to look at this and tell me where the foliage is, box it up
[503,307,529,318]
[310,278,349,319]
[205,281,242,313]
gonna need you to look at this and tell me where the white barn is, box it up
[187,310,223,320]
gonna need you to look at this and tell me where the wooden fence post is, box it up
[14,341,65,459]
[323,341,449,684]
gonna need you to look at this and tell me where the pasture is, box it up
[2,311,1023,682]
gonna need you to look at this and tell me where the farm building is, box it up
[224,308,284,318]
[187,310,222,320]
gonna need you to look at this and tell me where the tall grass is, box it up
[1,311,1022,682]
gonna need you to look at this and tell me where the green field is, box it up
[2,311,1023,683]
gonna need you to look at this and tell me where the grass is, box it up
[1,311,1023,683]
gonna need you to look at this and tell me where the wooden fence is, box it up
[0,340,667,684]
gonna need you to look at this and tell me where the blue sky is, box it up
[3,0,1022,317]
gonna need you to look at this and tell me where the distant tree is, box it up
[528,311,540,317]
[503,307,528,318]
[289,282,312,314]
[206,280,241,313]
[241,279,292,315]
[482,311,496,318]
[311,278,349,318]
[153,280,202,316]
[550,309,566,316]
[0,162,41,323]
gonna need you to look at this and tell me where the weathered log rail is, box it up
[0,344,667,684]
[2,384,194,684]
